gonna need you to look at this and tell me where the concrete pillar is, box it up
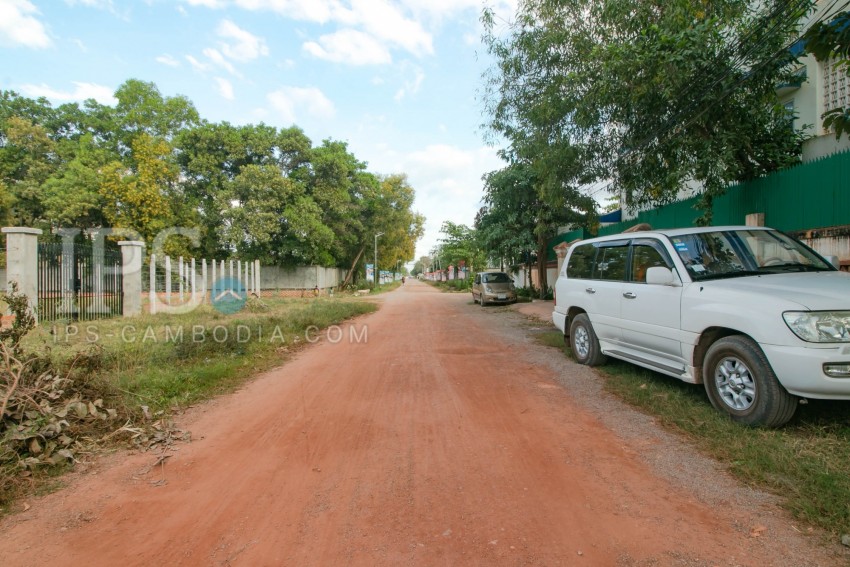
[255,260,260,298]
[178,256,184,303]
[202,259,208,304]
[746,213,765,227]
[191,257,197,305]
[150,253,157,315]
[554,241,571,280]
[165,256,172,305]
[2,227,42,319]
[118,241,145,317]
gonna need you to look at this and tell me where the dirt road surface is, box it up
[1,280,846,566]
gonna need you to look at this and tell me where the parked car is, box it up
[552,225,850,427]
[473,271,517,306]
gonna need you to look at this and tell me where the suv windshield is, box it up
[669,230,833,281]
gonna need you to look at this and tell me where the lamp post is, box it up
[374,232,384,287]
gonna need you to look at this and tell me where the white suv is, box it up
[552,226,850,427]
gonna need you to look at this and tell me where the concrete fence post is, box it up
[165,255,172,305]
[2,227,42,320]
[191,258,197,305]
[255,260,260,298]
[178,256,184,303]
[150,253,157,315]
[202,259,208,304]
[118,241,145,317]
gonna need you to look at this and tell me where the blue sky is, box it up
[0,0,517,264]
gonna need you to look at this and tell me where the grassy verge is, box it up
[27,298,377,412]
[532,328,850,538]
[1,297,377,512]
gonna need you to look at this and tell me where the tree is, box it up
[483,0,811,220]
[478,157,594,297]
[411,255,432,276]
[803,10,850,138]
[42,134,110,229]
[218,164,333,265]
[0,82,425,272]
[113,79,199,147]
[99,133,194,253]
[0,116,58,226]
[434,221,484,276]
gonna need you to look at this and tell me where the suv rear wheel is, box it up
[569,314,607,366]
[703,336,798,427]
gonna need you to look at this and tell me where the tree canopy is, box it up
[0,80,424,276]
[482,0,812,219]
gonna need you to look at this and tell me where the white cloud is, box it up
[214,77,235,99]
[203,47,238,75]
[267,86,335,124]
[363,143,504,258]
[347,0,432,57]
[233,0,338,23]
[303,29,391,66]
[156,54,180,67]
[185,54,212,71]
[0,0,51,48]
[18,81,117,105]
[216,19,268,61]
[226,0,432,59]
[393,63,424,101]
[184,0,226,7]
[64,0,130,20]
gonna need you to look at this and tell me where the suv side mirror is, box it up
[646,266,679,286]
[826,255,840,269]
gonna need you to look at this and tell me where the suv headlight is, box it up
[484,286,493,293]
[783,311,850,343]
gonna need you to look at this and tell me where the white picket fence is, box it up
[148,255,260,314]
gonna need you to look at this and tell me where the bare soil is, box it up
[0,280,846,566]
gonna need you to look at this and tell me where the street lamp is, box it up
[374,232,384,287]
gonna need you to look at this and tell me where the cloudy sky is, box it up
[0,0,517,264]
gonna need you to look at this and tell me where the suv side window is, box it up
[474,274,480,284]
[630,240,673,282]
[593,242,629,281]
[566,243,596,279]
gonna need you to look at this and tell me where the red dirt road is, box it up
[0,280,844,566]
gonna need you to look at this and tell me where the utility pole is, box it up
[374,232,384,287]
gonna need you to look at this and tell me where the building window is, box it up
[784,99,795,127]
[823,58,850,131]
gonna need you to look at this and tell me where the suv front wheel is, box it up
[703,336,798,427]
[569,314,607,366]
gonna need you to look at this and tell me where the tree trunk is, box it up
[341,246,366,288]
[536,232,548,300]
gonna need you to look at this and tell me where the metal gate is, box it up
[37,242,123,321]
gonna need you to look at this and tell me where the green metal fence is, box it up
[563,148,850,248]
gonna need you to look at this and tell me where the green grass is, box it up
[25,297,377,413]
[533,329,850,538]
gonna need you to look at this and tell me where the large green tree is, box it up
[0,80,424,275]
[483,0,811,219]
[477,157,594,296]
[434,221,485,276]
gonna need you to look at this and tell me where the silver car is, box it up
[473,271,517,306]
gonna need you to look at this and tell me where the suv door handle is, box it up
[623,292,637,299]
[585,287,596,294]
